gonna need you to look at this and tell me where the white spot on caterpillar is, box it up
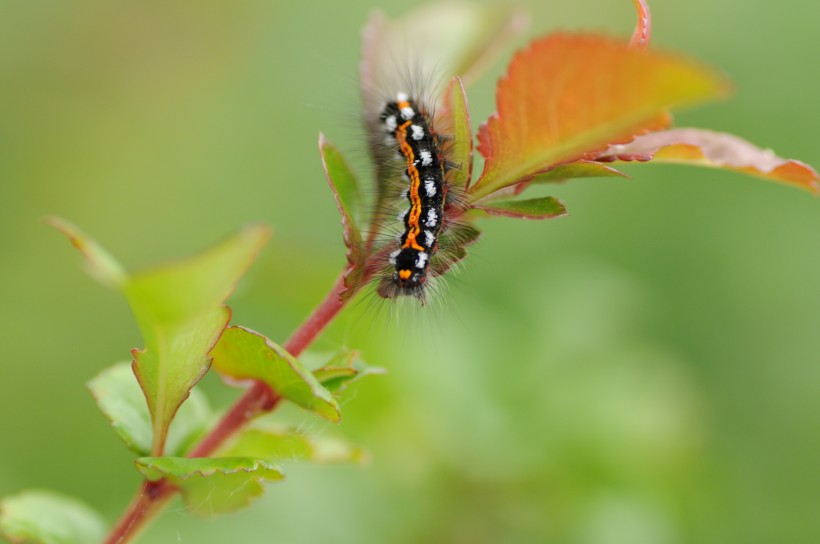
[384,115,397,132]
[415,252,429,269]
[424,230,435,247]
[398,209,408,222]
[396,92,409,102]
[425,209,438,227]
[424,179,436,197]
[419,149,433,166]
[388,249,400,264]
[400,106,415,120]
[410,125,424,140]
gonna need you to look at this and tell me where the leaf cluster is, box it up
[1,220,381,543]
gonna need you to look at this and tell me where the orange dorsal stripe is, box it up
[395,118,425,252]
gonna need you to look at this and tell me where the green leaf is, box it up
[46,217,127,289]
[528,161,628,184]
[135,457,283,517]
[127,224,270,455]
[319,134,365,293]
[313,350,386,394]
[218,425,369,465]
[441,77,473,189]
[124,224,270,326]
[88,362,212,456]
[211,326,340,422]
[53,220,271,456]
[472,197,568,220]
[0,490,106,544]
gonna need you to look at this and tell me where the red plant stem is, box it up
[103,481,175,544]
[104,271,351,544]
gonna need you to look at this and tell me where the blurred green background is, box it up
[1,1,818,542]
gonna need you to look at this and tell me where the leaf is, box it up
[319,134,365,293]
[218,425,369,465]
[439,77,474,189]
[0,489,106,544]
[46,217,126,289]
[473,197,568,220]
[630,0,652,50]
[54,220,271,456]
[360,2,527,123]
[530,161,629,184]
[88,362,212,457]
[135,457,283,517]
[470,33,730,201]
[596,128,820,194]
[312,350,386,394]
[211,326,340,422]
[127,224,270,455]
[124,224,271,326]
[507,160,629,197]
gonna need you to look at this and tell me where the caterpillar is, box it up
[378,92,447,299]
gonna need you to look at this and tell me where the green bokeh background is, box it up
[1,1,818,542]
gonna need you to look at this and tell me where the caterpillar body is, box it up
[376,92,450,300]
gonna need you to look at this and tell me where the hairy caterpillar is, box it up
[358,83,474,307]
[377,92,447,298]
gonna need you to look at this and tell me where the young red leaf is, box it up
[597,128,819,193]
[470,33,730,201]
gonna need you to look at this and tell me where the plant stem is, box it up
[103,271,351,544]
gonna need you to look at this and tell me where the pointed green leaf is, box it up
[124,224,271,326]
[441,77,474,189]
[211,326,340,422]
[135,457,283,517]
[529,161,628,184]
[312,350,385,394]
[319,134,365,292]
[88,362,212,456]
[0,490,106,544]
[127,225,270,455]
[54,220,271,456]
[130,306,228,456]
[218,425,369,465]
[47,217,127,289]
[473,197,568,220]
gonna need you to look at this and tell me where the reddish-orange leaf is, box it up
[469,33,730,202]
[597,128,819,194]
